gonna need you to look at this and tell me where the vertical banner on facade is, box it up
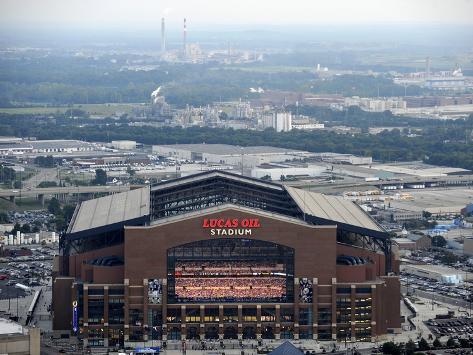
[72,300,78,333]
[299,278,313,303]
[148,279,163,304]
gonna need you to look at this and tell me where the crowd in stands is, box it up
[175,276,286,302]
[175,261,285,277]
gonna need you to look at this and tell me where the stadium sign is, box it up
[202,218,260,236]
[72,300,78,333]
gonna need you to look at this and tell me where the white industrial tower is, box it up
[161,17,166,53]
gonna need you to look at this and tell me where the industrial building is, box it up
[0,318,40,355]
[250,164,326,181]
[404,95,473,108]
[0,139,100,156]
[464,237,473,256]
[392,235,431,252]
[260,112,293,132]
[152,144,315,168]
[378,209,423,223]
[110,140,137,150]
[344,97,406,112]
[312,153,372,166]
[52,170,400,349]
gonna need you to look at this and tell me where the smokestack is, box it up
[183,18,187,57]
[161,17,166,53]
[426,57,431,78]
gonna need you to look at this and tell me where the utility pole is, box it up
[16,288,19,321]
[241,147,244,176]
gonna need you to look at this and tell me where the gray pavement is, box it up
[402,286,473,314]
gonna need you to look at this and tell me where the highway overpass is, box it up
[287,174,473,192]
[0,185,141,205]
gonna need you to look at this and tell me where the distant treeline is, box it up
[0,54,433,107]
[1,111,473,170]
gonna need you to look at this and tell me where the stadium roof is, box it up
[286,186,384,233]
[151,170,285,193]
[66,170,386,239]
[147,203,319,229]
[155,143,309,156]
[67,186,150,234]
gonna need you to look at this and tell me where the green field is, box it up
[0,197,45,213]
[0,103,146,116]
[359,54,473,71]
[218,66,315,73]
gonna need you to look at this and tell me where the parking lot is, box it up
[425,317,473,338]
[0,245,54,299]
[400,272,472,304]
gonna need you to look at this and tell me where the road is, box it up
[0,184,135,198]
[402,286,473,313]
[23,168,59,189]
[286,175,473,192]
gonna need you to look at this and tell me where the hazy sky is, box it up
[1,0,473,29]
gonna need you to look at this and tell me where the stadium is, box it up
[52,171,400,348]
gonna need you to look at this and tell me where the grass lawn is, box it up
[0,103,146,116]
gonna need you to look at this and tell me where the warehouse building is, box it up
[250,164,326,181]
[152,144,314,168]
[0,139,100,156]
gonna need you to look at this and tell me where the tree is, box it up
[19,224,31,234]
[439,251,460,265]
[54,215,66,231]
[63,205,76,224]
[432,338,442,349]
[418,338,430,351]
[432,235,447,248]
[94,169,107,185]
[11,222,21,235]
[0,212,9,223]
[382,342,400,355]
[422,211,432,219]
[218,112,228,120]
[127,166,135,176]
[458,338,469,348]
[37,181,57,188]
[405,340,416,355]
[34,155,55,168]
[48,197,62,216]
[0,165,15,184]
[446,337,456,348]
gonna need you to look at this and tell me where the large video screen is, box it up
[167,239,294,303]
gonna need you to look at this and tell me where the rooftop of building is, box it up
[393,238,416,244]
[403,264,463,275]
[0,139,98,150]
[153,144,310,156]
[0,318,24,335]
[406,234,429,241]
[368,161,471,177]
[28,139,96,149]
